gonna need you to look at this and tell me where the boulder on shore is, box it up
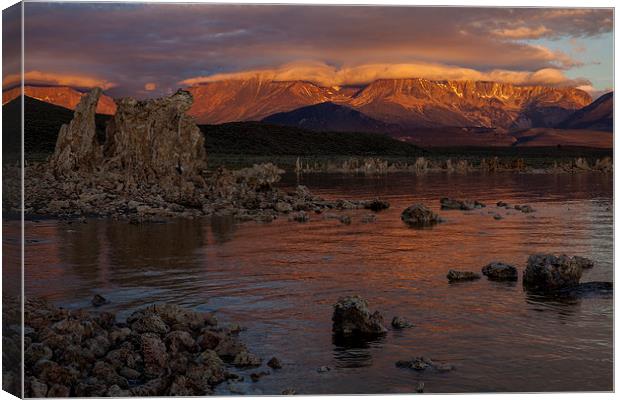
[447,270,481,282]
[481,262,518,281]
[401,204,442,227]
[523,254,583,292]
[332,296,387,336]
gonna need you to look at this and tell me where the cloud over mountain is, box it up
[18,4,612,97]
[180,61,590,88]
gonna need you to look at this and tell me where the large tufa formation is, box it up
[50,87,103,176]
[50,88,207,199]
[104,90,207,190]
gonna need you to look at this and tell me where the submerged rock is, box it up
[481,262,518,281]
[523,254,583,292]
[267,357,282,369]
[440,198,485,211]
[447,270,481,282]
[361,214,377,223]
[91,294,108,307]
[401,204,442,227]
[572,256,595,269]
[555,281,613,297]
[365,199,390,212]
[391,316,414,329]
[332,296,387,336]
[395,357,454,372]
[514,204,535,213]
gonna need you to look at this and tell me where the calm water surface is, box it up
[25,172,613,394]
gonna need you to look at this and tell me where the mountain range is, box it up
[2,78,612,147]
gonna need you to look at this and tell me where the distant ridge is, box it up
[557,91,613,132]
[2,85,116,115]
[187,77,591,130]
[261,102,398,134]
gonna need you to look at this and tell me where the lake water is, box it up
[25,172,613,394]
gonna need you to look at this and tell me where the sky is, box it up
[3,3,614,98]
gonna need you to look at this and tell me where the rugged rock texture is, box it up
[23,297,263,397]
[49,88,103,176]
[186,78,590,132]
[332,296,387,336]
[481,262,518,281]
[401,204,442,227]
[447,270,481,282]
[104,90,207,196]
[523,254,583,292]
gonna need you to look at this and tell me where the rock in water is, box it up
[91,294,108,307]
[401,204,442,227]
[50,87,103,176]
[103,90,207,192]
[332,295,387,335]
[267,357,282,369]
[391,316,414,329]
[523,254,583,292]
[572,256,595,269]
[481,262,518,281]
[440,198,485,210]
[447,270,481,282]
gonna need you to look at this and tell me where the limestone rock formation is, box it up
[332,295,387,336]
[103,89,207,192]
[401,204,442,227]
[50,87,103,176]
[523,254,583,292]
[481,262,518,281]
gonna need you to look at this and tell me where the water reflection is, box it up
[24,172,613,393]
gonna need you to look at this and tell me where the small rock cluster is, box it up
[401,204,443,227]
[496,201,535,213]
[440,198,485,211]
[24,298,276,397]
[395,357,454,372]
[447,270,481,282]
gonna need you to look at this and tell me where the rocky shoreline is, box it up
[23,297,289,397]
[290,155,613,175]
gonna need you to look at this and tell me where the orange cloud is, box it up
[180,61,589,88]
[144,82,157,91]
[3,70,116,90]
[492,25,552,39]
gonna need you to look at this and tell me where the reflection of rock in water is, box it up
[526,282,613,307]
[56,222,103,282]
[332,334,386,369]
[101,220,205,286]
[3,219,23,396]
[210,215,238,244]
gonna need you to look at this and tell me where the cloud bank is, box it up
[180,61,590,88]
[3,70,116,90]
[19,4,612,97]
